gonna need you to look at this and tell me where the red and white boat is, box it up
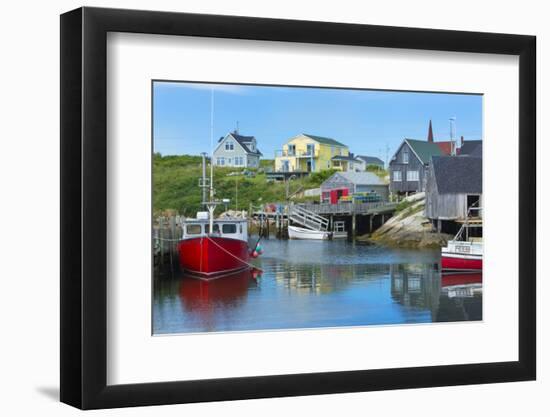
[178,214,254,278]
[441,220,482,272]
[176,91,261,279]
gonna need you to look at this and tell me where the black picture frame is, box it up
[60,6,536,410]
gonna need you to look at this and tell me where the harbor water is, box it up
[153,237,482,334]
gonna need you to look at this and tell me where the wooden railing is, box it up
[296,202,397,215]
[288,205,329,231]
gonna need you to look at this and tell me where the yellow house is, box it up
[275,133,349,173]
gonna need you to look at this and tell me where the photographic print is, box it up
[152,81,483,335]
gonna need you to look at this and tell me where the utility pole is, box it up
[200,152,208,205]
[235,175,239,210]
[449,117,457,155]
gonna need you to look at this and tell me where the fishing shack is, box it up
[424,155,482,234]
[320,172,389,204]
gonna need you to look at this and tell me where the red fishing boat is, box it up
[178,215,255,278]
[441,219,482,272]
[176,90,262,279]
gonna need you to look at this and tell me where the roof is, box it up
[469,144,482,158]
[227,133,262,156]
[330,171,386,186]
[331,155,356,161]
[459,140,483,155]
[404,139,444,164]
[356,155,384,165]
[435,141,454,155]
[431,156,482,194]
[301,133,347,147]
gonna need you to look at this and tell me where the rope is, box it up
[205,236,262,272]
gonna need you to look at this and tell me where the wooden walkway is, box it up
[296,202,397,215]
[251,201,398,239]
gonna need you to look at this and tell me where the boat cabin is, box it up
[182,217,248,242]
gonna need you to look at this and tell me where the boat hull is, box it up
[177,236,250,278]
[288,225,331,240]
[441,253,482,271]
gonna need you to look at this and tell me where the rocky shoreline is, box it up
[357,193,452,249]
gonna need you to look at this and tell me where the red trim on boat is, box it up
[441,255,482,271]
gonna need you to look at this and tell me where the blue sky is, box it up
[153,81,482,161]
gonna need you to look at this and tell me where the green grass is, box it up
[395,199,415,213]
[153,154,331,216]
[366,164,388,180]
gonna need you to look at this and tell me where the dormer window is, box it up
[225,141,234,151]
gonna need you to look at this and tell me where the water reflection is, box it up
[178,270,255,311]
[390,264,482,323]
[153,238,482,334]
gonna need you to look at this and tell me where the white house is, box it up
[213,131,262,168]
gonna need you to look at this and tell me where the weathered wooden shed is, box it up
[320,171,389,202]
[424,155,482,225]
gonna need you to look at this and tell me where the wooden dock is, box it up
[251,201,397,239]
[153,216,183,268]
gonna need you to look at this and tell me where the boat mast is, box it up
[208,88,215,234]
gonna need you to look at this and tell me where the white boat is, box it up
[288,225,331,240]
[441,220,483,272]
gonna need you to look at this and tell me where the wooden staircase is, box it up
[288,205,329,231]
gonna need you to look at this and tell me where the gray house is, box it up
[389,139,444,195]
[213,131,262,168]
[356,155,385,169]
[320,171,389,202]
[424,155,482,232]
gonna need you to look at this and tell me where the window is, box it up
[217,157,225,166]
[222,224,237,234]
[406,170,419,181]
[235,157,243,166]
[393,170,402,181]
[227,158,232,165]
[403,148,409,164]
[207,224,220,234]
[186,224,202,235]
[225,141,234,151]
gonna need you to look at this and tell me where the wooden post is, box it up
[159,217,164,264]
[352,213,356,239]
[370,215,374,233]
[169,216,176,267]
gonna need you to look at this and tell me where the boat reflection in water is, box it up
[153,238,483,334]
[390,264,482,323]
[178,269,259,311]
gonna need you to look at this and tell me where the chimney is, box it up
[427,120,434,143]
[461,135,464,146]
